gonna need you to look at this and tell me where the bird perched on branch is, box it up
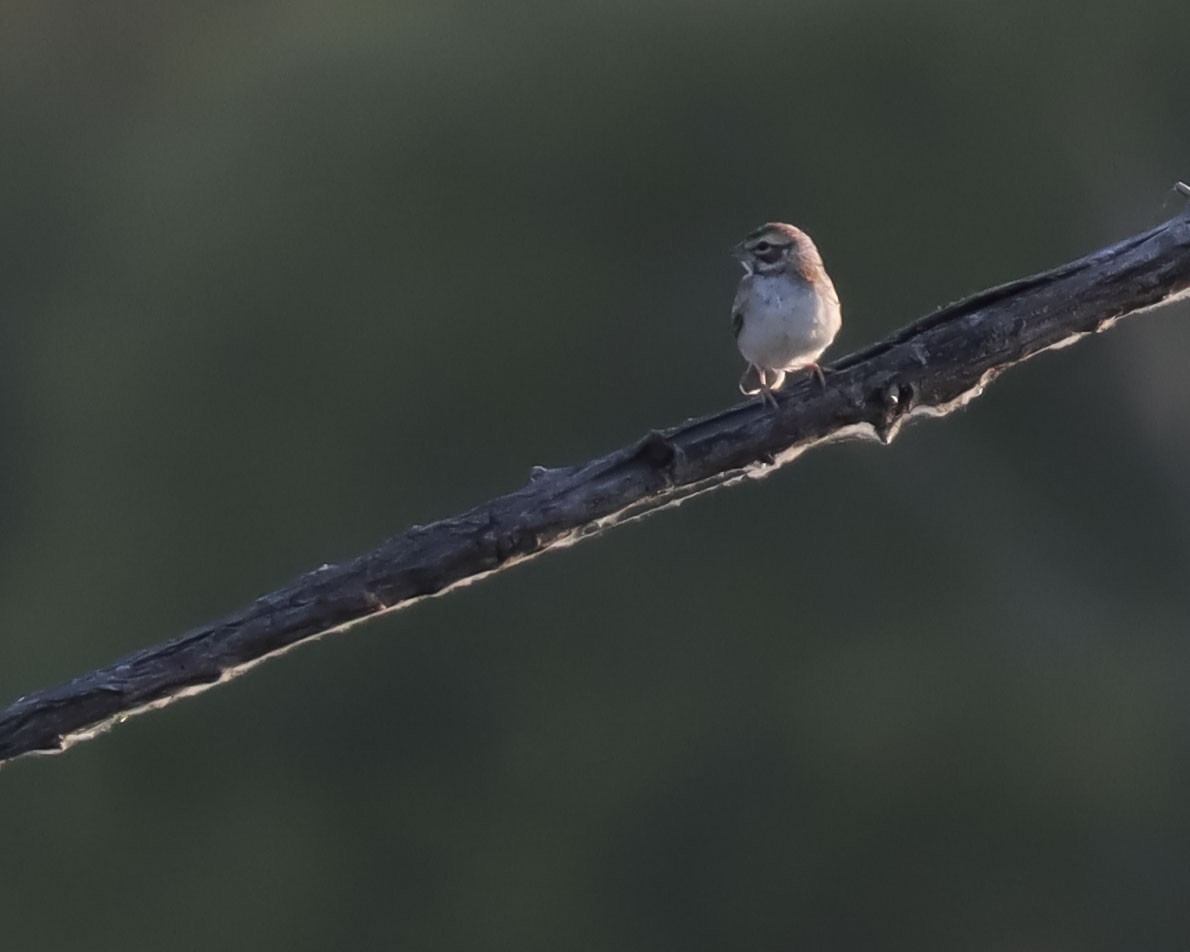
[731,222,841,406]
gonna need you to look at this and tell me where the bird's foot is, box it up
[740,365,787,410]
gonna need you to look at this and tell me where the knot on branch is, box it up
[875,378,918,445]
[630,430,679,469]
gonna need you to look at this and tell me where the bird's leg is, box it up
[806,362,827,389]
[758,367,784,409]
[740,366,784,409]
[739,363,761,397]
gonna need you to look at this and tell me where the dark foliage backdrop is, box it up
[3,2,1190,948]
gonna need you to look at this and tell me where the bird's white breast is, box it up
[736,273,841,372]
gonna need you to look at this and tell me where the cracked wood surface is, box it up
[3,197,1189,767]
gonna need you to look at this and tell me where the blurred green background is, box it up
[3,1,1190,948]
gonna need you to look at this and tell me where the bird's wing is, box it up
[819,272,841,310]
[730,276,751,339]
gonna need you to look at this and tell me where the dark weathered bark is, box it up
[3,195,1190,768]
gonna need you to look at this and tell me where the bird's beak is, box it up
[730,242,754,274]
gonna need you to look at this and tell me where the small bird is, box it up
[731,222,842,406]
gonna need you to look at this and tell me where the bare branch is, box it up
[3,197,1190,768]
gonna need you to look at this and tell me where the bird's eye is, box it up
[753,240,771,252]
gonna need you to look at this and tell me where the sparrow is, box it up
[730,222,842,407]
